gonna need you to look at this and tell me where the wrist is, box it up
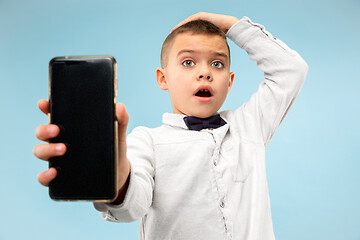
[225,16,239,33]
[112,173,130,205]
[112,160,131,205]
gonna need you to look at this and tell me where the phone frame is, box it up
[48,55,118,202]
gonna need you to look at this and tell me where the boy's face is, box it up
[157,32,234,118]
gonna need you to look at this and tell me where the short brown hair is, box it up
[160,20,230,68]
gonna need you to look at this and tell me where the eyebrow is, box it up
[177,49,229,59]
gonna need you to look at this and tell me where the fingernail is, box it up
[55,144,63,152]
[48,125,56,135]
[46,169,54,177]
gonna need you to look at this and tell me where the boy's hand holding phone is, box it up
[34,100,130,203]
[34,101,130,190]
[34,99,65,186]
[34,56,131,203]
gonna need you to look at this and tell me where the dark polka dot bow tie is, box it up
[183,114,227,131]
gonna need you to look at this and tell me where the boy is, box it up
[34,12,308,239]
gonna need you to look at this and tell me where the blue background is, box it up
[1,0,359,239]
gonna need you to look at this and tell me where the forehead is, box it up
[169,32,229,59]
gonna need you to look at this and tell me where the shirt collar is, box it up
[162,113,188,130]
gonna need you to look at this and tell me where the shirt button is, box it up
[220,200,225,208]
[213,160,217,166]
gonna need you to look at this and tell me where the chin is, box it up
[190,111,218,119]
[177,106,219,118]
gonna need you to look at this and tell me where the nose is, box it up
[197,67,212,81]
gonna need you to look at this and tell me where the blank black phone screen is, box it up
[49,56,117,201]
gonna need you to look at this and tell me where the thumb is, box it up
[116,103,129,143]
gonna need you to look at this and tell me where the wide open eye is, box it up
[183,60,195,67]
[211,61,223,69]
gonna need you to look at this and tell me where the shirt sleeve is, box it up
[93,126,155,222]
[226,16,308,147]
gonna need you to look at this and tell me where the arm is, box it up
[227,16,308,146]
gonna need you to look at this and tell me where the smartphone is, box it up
[48,56,118,202]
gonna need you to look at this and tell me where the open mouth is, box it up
[194,86,214,102]
[195,89,212,97]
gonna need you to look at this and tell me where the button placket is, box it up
[210,131,220,167]
[208,130,232,238]
[213,159,218,166]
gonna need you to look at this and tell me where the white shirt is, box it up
[94,16,308,240]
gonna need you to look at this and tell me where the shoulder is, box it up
[128,126,157,141]
[127,125,171,145]
[128,124,209,146]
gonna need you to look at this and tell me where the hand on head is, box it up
[171,12,239,34]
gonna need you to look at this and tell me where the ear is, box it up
[156,68,168,90]
[228,72,235,93]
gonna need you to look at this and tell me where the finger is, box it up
[33,143,67,160]
[35,124,60,141]
[38,99,50,115]
[171,12,210,32]
[116,103,129,143]
[37,168,57,186]
[171,13,198,32]
[116,103,129,162]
